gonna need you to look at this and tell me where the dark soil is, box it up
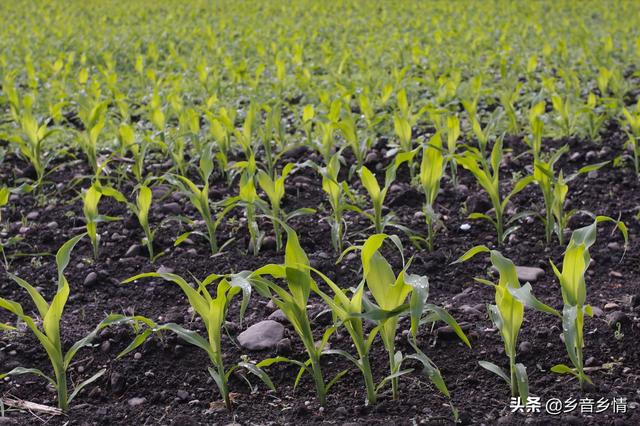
[0,130,639,425]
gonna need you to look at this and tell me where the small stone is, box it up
[109,372,126,395]
[162,202,182,215]
[465,194,491,213]
[84,272,98,286]
[497,415,513,425]
[518,341,532,353]
[134,353,142,360]
[606,311,629,327]
[604,302,620,310]
[607,242,621,250]
[268,309,287,322]
[335,406,348,417]
[561,415,583,426]
[364,152,378,164]
[436,323,471,340]
[127,397,146,407]
[459,223,471,231]
[609,271,623,278]
[156,265,175,274]
[177,390,189,401]
[276,338,292,354]
[125,244,141,257]
[585,357,596,367]
[237,320,284,350]
[26,211,39,220]
[101,341,111,352]
[262,236,277,251]
[46,221,59,229]
[458,304,483,317]
[515,266,544,282]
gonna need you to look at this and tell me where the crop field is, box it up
[1,0,640,425]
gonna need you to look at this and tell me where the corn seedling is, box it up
[348,233,470,401]
[621,103,640,174]
[95,185,157,260]
[457,139,533,245]
[122,271,271,410]
[455,246,560,402]
[317,153,359,253]
[171,141,236,253]
[445,115,461,186]
[0,234,132,410]
[359,149,416,234]
[77,97,109,174]
[533,147,608,245]
[82,183,122,260]
[549,217,627,389]
[417,133,445,251]
[250,227,336,405]
[3,74,59,188]
[257,163,314,251]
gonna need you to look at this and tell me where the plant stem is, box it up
[309,353,326,405]
[56,370,68,411]
[388,348,398,400]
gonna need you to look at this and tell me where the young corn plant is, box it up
[455,246,560,402]
[249,227,337,405]
[359,150,416,234]
[445,115,461,186]
[580,93,606,142]
[95,185,156,260]
[230,156,265,255]
[82,183,121,260]
[533,147,608,245]
[122,271,272,410]
[551,94,578,138]
[0,187,8,269]
[77,98,109,174]
[3,74,58,188]
[527,101,546,161]
[257,163,314,252]
[417,133,445,251]
[621,103,640,174]
[0,235,131,410]
[457,139,533,245]
[169,155,234,255]
[317,153,359,253]
[349,233,470,401]
[549,217,627,389]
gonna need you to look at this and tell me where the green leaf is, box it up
[68,369,106,403]
[478,361,510,384]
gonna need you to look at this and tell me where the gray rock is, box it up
[268,309,288,322]
[262,236,277,251]
[607,311,629,327]
[162,202,182,215]
[518,341,532,353]
[177,390,190,401]
[84,272,98,286]
[26,211,39,220]
[156,265,175,274]
[125,244,141,257]
[516,266,544,282]
[237,320,284,350]
[127,397,146,407]
[436,322,471,340]
[276,338,292,354]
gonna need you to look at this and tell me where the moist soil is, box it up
[0,130,639,426]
